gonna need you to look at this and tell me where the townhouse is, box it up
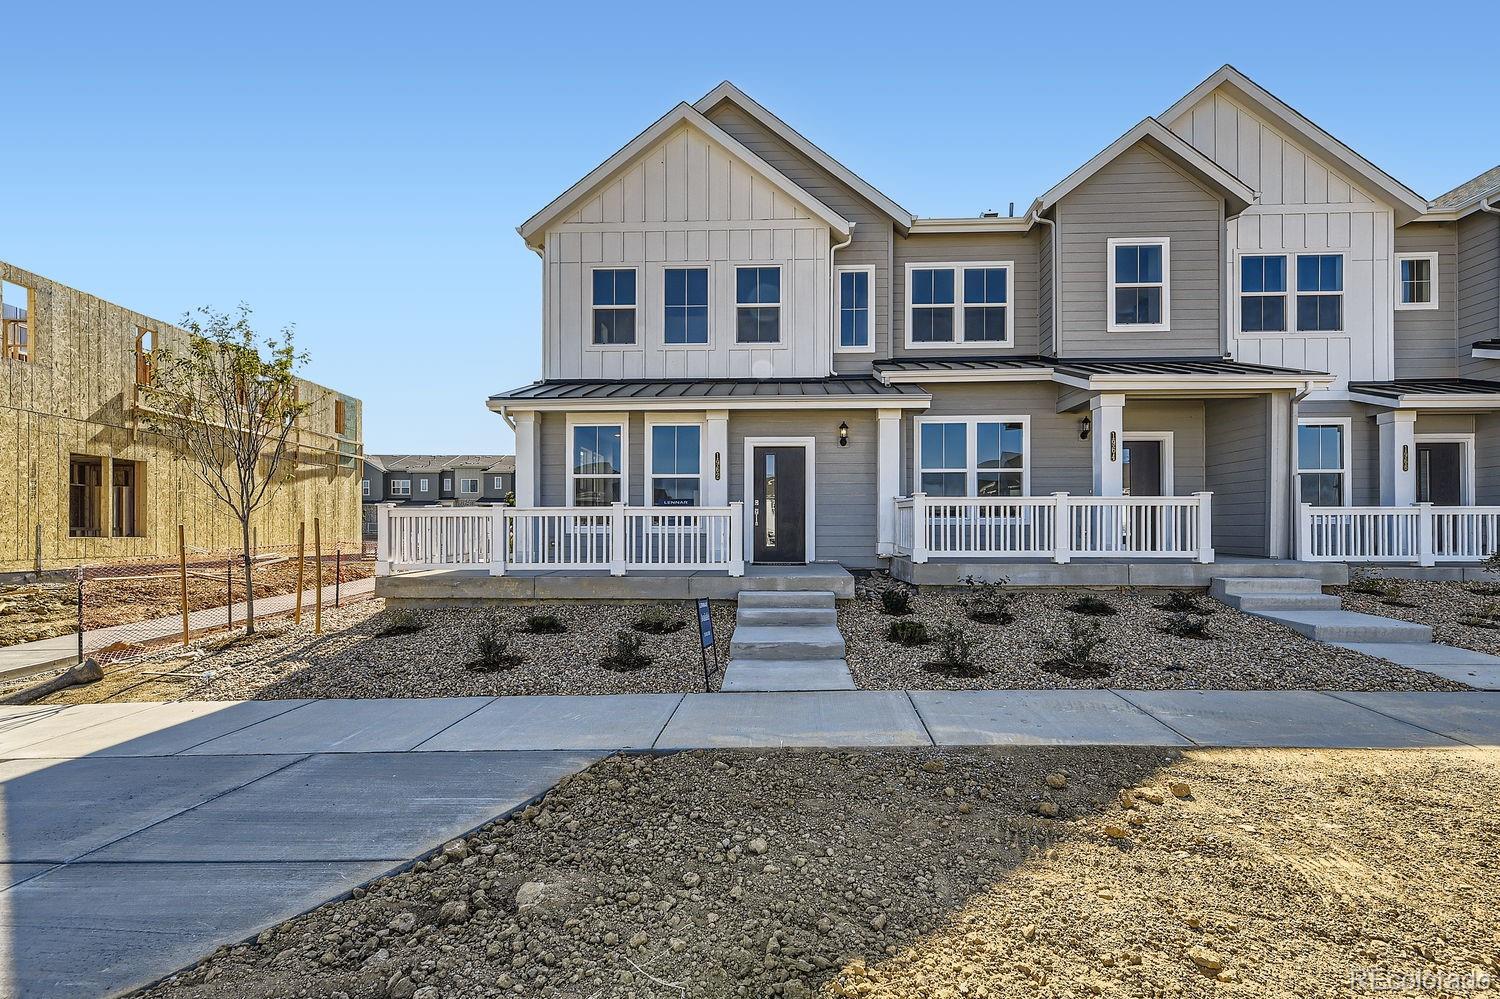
[362,454,514,537]
[381,65,1500,583]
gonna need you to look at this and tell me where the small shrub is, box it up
[961,575,1017,625]
[524,612,567,635]
[1459,599,1500,630]
[879,588,913,616]
[468,619,523,673]
[1066,594,1117,617]
[886,619,930,647]
[1155,589,1210,615]
[599,630,654,672]
[1379,597,1421,608]
[376,608,426,638]
[1484,549,1500,577]
[1158,612,1214,641]
[633,604,686,635]
[924,624,982,678]
[1042,619,1110,678]
[1465,582,1500,597]
[1345,571,1396,597]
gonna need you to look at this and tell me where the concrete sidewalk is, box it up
[1,689,1497,998]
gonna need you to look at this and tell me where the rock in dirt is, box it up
[1045,773,1068,789]
[1170,781,1193,799]
[1189,946,1225,972]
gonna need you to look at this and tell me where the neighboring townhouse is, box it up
[363,454,514,537]
[393,65,1498,581]
[1,261,364,575]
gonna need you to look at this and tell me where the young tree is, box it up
[147,305,309,632]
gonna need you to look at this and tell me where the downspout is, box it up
[828,227,855,374]
[1029,209,1059,355]
[1285,379,1320,559]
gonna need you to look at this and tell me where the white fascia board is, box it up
[1052,372,1334,392]
[490,395,931,415]
[1472,346,1500,360]
[907,217,1033,235]
[876,368,1055,385]
[517,103,851,246]
[1347,391,1500,410]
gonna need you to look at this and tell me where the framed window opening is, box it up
[590,266,638,346]
[362,479,371,498]
[914,416,1030,497]
[68,455,105,538]
[904,262,1015,348]
[1239,254,1288,333]
[663,266,710,346]
[566,414,628,507]
[1296,254,1344,332]
[1,279,31,362]
[1395,251,1439,311]
[134,328,157,386]
[333,398,348,435]
[735,266,781,343]
[111,460,145,538]
[1107,238,1170,333]
[390,479,411,496]
[645,418,704,507]
[836,266,874,352]
[1296,418,1351,507]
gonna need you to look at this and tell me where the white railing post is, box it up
[910,493,929,564]
[1416,502,1435,567]
[1296,502,1312,561]
[608,502,627,576]
[1194,491,1214,564]
[1052,492,1071,564]
[376,503,394,576]
[488,505,508,576]
[728,501,746,577]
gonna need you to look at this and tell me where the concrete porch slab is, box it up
[654,691,930,748]
[1329,692,1500,747]
[1113,690,1459,748]
[180,697,493,755]
[414,694,683,751]
[720,659,857,691]
[85,750,601,863]
[910,690,1190,746]
[3,699,312,758]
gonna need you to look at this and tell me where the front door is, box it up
[752,446,806,564]
[1417,443,1463,505]
[1122,439,1164,497]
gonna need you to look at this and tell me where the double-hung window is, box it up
[837,268,872,350]
[735,266,780,343]
[460,478,479,494]
[1396,252,1438,310]
[361,479,371,498]
[1240,255,1288,332]
[570,422,625,506]
[390,479,411,496]
[591,268,637,345]
[909,268,955,343]
[1296,254,1343,332]
[907,263,1014,346]
[648,423,701,506]
[418,477,429,493]
[664,267,709,344]
[1297,421,1349,506]
[1107,238,1169,332]
[492,475,504,490]
[917,418,1028,497]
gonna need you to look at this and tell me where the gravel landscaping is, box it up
[842,574,1469,691]
[138,744,1500,999]
[1335,577,1500,656]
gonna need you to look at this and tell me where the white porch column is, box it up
[703,409,729,507]
[876,408,901,556]
[1090,393,1125,497]
[1377,410,1418,507]
[513,410,539,507]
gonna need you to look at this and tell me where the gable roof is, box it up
[1426,165,1500,219]
[517,102,852,247]
[1161,65,1428,223]
[694,82,915,232]
[1033,118,1255,217]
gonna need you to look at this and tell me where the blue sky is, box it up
[4,0,1493,454]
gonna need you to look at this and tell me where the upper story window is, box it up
[390,479,411,496]
[735,267,780,343]
[460,478,479,494]
[442,475,452,491]
[1396,252,1438,310]
[648,423,701,506]
[2,279,32,362]
[362,478,371,497]
[664,267,709,345]
[418,477,429,492]
[1296,254,1343,332]
[1240,255,1288,333]
[334,398,349,436]
[906,263,1014,347]
[492,475,504,489]
[134,328,157,385]
[837,268,872,351]
[591,268,637,345]
[1107,238,1169,333]
[1297,420,1349,506]
[917,417,1028,497]
[570,421,625,506]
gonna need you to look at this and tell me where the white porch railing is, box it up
[893,492,1214,564]
[1298,503,1500,565]
[378,503,745,576]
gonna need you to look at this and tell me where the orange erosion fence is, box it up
[77,520,375,666]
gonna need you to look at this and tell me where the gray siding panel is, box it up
[1205,396,1269,556]
[1056,144,1223,357]
[1123,400,1206,495]
[1393,222,1459,378]
[1458,212,1500,378]
[1038,223,1054,355]
[891,232,1042,357]
[1478,412,1500,505]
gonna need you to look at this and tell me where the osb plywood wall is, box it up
[0,260,363,573]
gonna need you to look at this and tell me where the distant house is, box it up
[362,454,514,537]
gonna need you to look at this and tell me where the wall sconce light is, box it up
[838,421,850,447]
[1079,416,1092,440]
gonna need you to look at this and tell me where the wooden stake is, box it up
[313,517,323,634]
[178,525,189,646]
[294,522,305,625]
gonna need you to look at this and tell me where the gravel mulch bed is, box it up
[1335,578,1500,657]
[842,574,1469,691]
[16,598,736,703]
[138,745,1500,999]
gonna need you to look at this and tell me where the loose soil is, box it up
[137,745,1500,999]
[1336,578,1500,656]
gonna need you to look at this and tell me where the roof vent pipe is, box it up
[1009,201,1015,216]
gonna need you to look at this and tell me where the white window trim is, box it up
[1395,251,1440,311]
[834,265,876,354]
[390,479,411,496]
[442,475,452,490]
[1414,433,1475,505]
[418,477,429,492]
[565,412,630,508]
[741,436,816,563]
[1295,253,1345,333]
[1120,432,1176,496]
[459,478,480,494]
[1296,417,1352,508]
[662,264,713,349]
[1106,237,1171,334]
[1235,252,1290,334]
[912,415,1032,496]
[734,264,782,345]
[492,475,505,489]
[644,414,706,508]
[903,261,1017,349]
[361,479,370,498]
[587,265,640,350]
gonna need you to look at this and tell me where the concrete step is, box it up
[737,590,837,609]
[720,658,856,692]
[1211,576,1325,597]
[1218,593,1344,612]
[729,625,846,661]
[1246,609,1433,644]
[736,605,837,627]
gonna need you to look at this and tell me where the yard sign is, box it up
[697,597,717,690]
